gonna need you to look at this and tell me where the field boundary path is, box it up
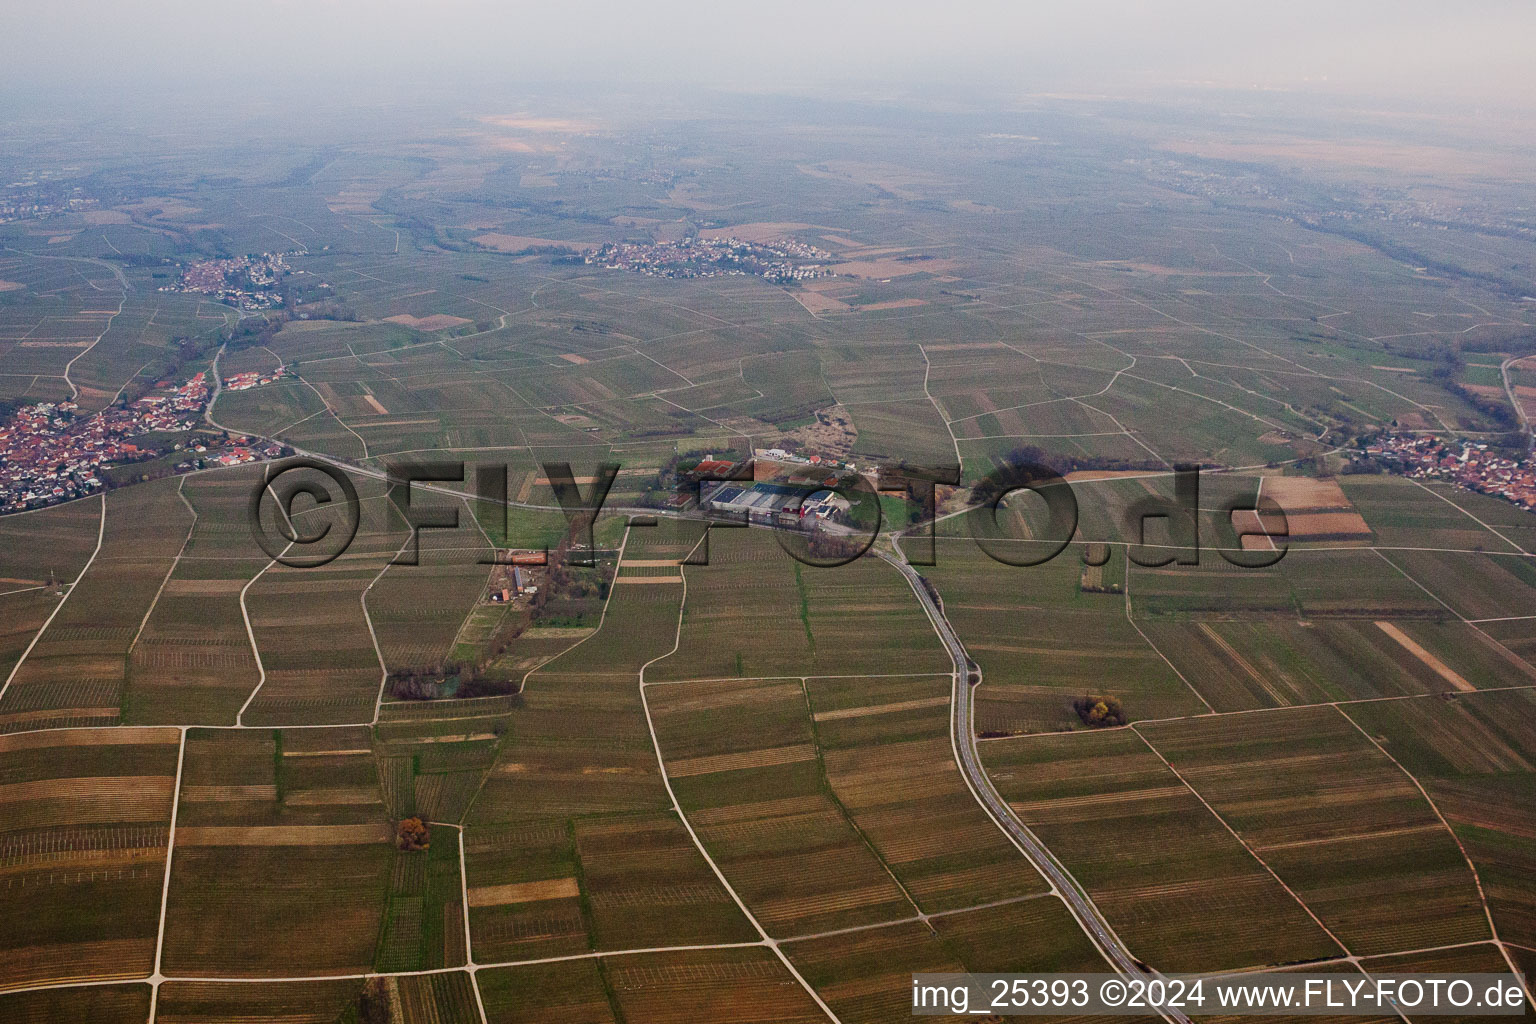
[876,544,1196,1024]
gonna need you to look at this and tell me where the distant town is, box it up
[1363,433,1536,511]
[0,176,102,224]
[0,372,284,513]
[157,252,293,311]
[584,236,834,282]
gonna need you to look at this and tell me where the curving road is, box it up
[1501,352,1536,453]
[876,544,1193,1024]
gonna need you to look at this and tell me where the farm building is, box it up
[799,489,851,521]
[702,481,851,526]
[702,481,804,524]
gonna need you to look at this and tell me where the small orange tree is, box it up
[396,817,430,851]
[1073,694,1127,728]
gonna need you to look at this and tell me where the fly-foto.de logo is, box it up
[248,457,1289,570]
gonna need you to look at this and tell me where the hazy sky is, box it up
[5,1,1535,114]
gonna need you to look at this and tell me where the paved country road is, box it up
[877,544,1196,1024]
[1501,352,1536,453]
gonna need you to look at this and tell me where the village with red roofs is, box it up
[0,372,286,513]
[1364,433,1536,511]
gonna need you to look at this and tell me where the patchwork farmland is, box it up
[2,65,1536,1024]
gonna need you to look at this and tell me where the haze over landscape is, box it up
[2,3,1536,1022]
[6,1,1536,108]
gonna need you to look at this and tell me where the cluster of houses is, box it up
[176,437,287,471]
[0,372,283,513]
[222,368,289,392]
[753,447,862,475]
[157,253,288,311]
[0,196,98,224]
[0,374,208,512]
[1364,434,1536,511]
[584,237,834,282]
[0,178,99,225]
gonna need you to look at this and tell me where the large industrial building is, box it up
[701,480,851,526]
